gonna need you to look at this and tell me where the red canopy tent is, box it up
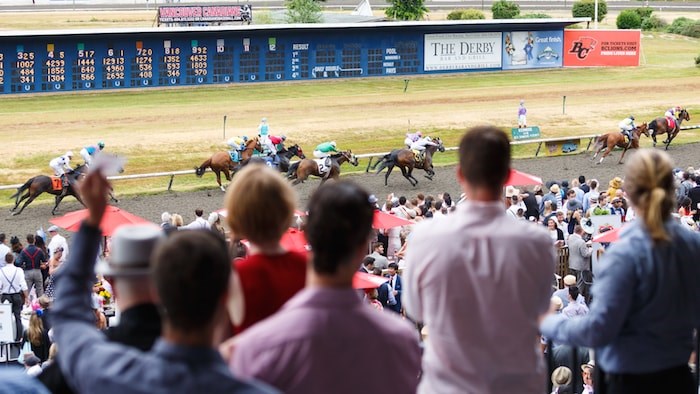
[280,228,309,253]
[50,206,155,236]
[353,271,389,289]
[372,210,413,229]
[592,226,623,243]
[505,169,543,186]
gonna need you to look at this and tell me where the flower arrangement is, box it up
[98,289,112,305]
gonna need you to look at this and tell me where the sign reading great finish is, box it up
[158,5,252,24]
[423,32,502,71]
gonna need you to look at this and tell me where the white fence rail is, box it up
[1,126,698,192]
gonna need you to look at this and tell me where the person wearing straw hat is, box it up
[550,366,573,394]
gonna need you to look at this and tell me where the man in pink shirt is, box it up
[227,181,421,394]
[404,125,556,393]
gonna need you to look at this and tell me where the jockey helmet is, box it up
[425,137,432,142]
[65,151,73,157]
[97,141,105,149]
[520,99,525,105]
[330,141,336,147]
[416,131,422,136]
[281,135,287,141]
[261,117,267,123]
[676,106,682,111]
[242,135,248,141]
[629,116,634,121]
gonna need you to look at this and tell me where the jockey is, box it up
[410,136,438,161]
[226,136,248,162]
[404,131,422,148]
[618,116,636,144]
[49,151,74,187]
[267,135,286,155]
[664,106,682,120]
[79,141,105,166]
[258,118,272,155]
[313,141,339,166]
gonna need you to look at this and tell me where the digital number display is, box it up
[0,53,4,86]
[131,46,154,86]
[187,45,208,84]
[102,48,126,88]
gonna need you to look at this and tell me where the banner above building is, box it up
[423,32,502,71]
[503,30,563,70]
[563,29,640,67]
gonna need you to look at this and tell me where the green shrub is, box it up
[667,17,694,34]
[617,9,642,29]
[641,15,666,31]
[680,21,700,38]
[572,0,607,22]
[696,54,700,67]
[492,0,520,19]
[633,7,653,19]
[447,9,485,20]
[520,13,552,19]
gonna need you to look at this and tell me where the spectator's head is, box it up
[207,212,221,227]
[624,149,675,243]
[573,225,584,235]
[563,274,577,288]
[362,256,375,271]
[458,126,510,200]
[194,209,204,218]
[28,313,44,347]
[590,179,598,190]
[388,262,399,276]
[680,196,692,210]
[550,184,560,195]
[152,230,230,334]
[399,196,407,206]
[48,225,59,236]
[568,286,580,302]
[97,225,164,310]
[372,267,383,276]
[26,234,35,245]
[306,181,374,282]
[170,214,183,227]
[0,233,4,244]
[24,354,41,369]
[547,218,557,230]
[4,253,13,267]
[567,189,576,200]
[416,193,425,202]
[372,242,384,255]
[581,362,595,387]
[225,164,296,246]
[161,212,171,223]
[578,175,586,185]
[550,296,563,314]
[551,366,572,389]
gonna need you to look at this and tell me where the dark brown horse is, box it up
[371,137,445,186]
[288,150,358,185]
[648,109,690,150]
[10,164,88,216]
[243,144,306,174]
[592,123,649,164]
[195,137,261,191]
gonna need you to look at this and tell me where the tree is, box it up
[286,0,322,23]
[491,0,520,19]
[385,0,428,21]
[572,0,607,22]
[616,10,642,29]
[447,9,485,20]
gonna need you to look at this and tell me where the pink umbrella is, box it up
[280,228,309,253]
[592,226,622,243]
[505,169,543,186]
[50,206,155,236]
[373,210,413,229]
[353,271,389,289]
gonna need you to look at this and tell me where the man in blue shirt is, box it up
[51,171,276,394]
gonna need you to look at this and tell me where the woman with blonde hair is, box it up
[541,149,700,394]
[23,311,51,362]
[224,164,307,334]
[170,213,184,228]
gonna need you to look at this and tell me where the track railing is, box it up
[1,126,697,192]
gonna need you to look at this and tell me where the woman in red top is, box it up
[224,164,307,334]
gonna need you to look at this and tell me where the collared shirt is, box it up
[231,287,421,394]
[562,299,589,318]
[17,245,46,270]
[51,223,276,394]
[541,220,700,374]
[0,243,9,265]
[369,251,389,270]
[404,200,555,394]
[48,234,69,263]
[0,264,28,294]
[180,216,210,230]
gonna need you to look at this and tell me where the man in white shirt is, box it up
[0,234,10,264]
[47,225,69,263]
[1,253,29,341]
[404,126,556,394]
[181,209,210,230]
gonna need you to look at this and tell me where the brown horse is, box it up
[371,137,445,186]
[592,123,649,165]
[10,164,89,216]
[648,109,690,150]
[288,150,358,185]
[195,137,261,191]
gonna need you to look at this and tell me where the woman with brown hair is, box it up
[541,149,700,394]
[224,164,307,334]
[23,311,51,362]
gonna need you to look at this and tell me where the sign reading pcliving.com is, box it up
[423,32,502,71]
[502,30,563,70]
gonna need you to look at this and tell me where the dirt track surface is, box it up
[4,143,700,240]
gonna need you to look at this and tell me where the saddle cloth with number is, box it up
[665,117,676,130]
[50,176,63,191]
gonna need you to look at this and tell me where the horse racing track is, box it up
[4,141,700,238]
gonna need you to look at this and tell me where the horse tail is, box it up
[371,153,392,172]
[10,178,33,200]
[648,119,657,134]
[287,161,300,179]
[195,158,212,177]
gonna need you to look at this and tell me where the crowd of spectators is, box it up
[1,125,700,394]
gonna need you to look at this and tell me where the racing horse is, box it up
[195,137,262,191]
[371,137,445,187]
[243,144,306,174]
[592,123,649,165]
[287,150,358,185]
[648,109,690,150]
[10,164,89,216]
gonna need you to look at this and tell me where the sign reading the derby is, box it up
[158,5,252,24]
[563,30,640,67]
[423,32,502,71]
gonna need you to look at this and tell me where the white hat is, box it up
[505,186,520,198]
[261,117,267,122]
[96,224,164,277]
[564,275,577,286]
[47,225,59,232]
[551,366,572,387]
[65,151,73,157]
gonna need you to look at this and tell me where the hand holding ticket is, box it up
[91,152,127,177]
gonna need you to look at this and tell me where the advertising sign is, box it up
[511,126,541,140]
[503,30,563,70]
[424,32,502,71]
[563,30,640,67]
[545,138,581,156]
[158,5,252,24]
